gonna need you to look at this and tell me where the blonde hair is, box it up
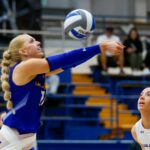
[1,34,27,112]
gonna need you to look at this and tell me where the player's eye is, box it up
[146,92,150,96]
[29,38,35,43]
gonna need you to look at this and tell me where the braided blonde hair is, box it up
[1,34,27,112]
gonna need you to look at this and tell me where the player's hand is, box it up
[99,41,125,55]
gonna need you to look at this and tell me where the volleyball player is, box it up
[0,34,124,149]
[131,87,150,150]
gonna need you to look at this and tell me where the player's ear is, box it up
[19,49,28,56]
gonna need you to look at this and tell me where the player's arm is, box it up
[15,41,124,78]
[44,44,101,76]
[131,125,145,150]
[15,44,100,78]
[45,41,124,76]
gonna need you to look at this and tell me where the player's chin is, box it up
[37,52,45,58]
[138,105,145,111]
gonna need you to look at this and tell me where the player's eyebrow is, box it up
[29,37,35,43]
[146,91,150,95]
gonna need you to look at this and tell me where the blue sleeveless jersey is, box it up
[3,63,46,134]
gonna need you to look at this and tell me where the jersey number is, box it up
[39,91,45,106]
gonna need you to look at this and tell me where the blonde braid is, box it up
[1,34,29,114]
[1,51,14,111]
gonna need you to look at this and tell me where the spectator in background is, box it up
[46,75,60,94]
[96,27,124,74]
[123,28,143,71]
[144,36,150,69]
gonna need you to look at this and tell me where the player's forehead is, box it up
[22,34,34,40]
[141,87,150,93]
[20,34,36,44]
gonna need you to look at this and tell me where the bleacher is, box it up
[36,70,145,150]
[36,71,144,141]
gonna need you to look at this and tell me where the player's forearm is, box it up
[46,41,123,72]
[46,45,101,71]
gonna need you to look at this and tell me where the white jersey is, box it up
[135,119,150,150]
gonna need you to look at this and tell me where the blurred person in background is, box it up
[144,36,150,70]
[123,28,143,71]
[46,75,60,95]
[96,27,124,74]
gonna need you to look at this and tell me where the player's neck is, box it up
[141,114,150,129]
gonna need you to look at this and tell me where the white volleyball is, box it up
[64,9,95,40]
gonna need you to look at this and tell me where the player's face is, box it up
[21,35,44,58]
[138,87,150,112]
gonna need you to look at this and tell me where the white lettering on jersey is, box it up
[39,91,45,106]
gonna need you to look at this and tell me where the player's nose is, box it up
[37,41,41,47]
[140,95,144,100]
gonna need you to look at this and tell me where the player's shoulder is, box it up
[131,120,145,149]
[131,124,136,135]
[131,124,138,142]
[131,119,141,132]
[131,120,141,143]
[14,58,44,74]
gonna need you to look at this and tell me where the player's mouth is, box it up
[138,101,145,106]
